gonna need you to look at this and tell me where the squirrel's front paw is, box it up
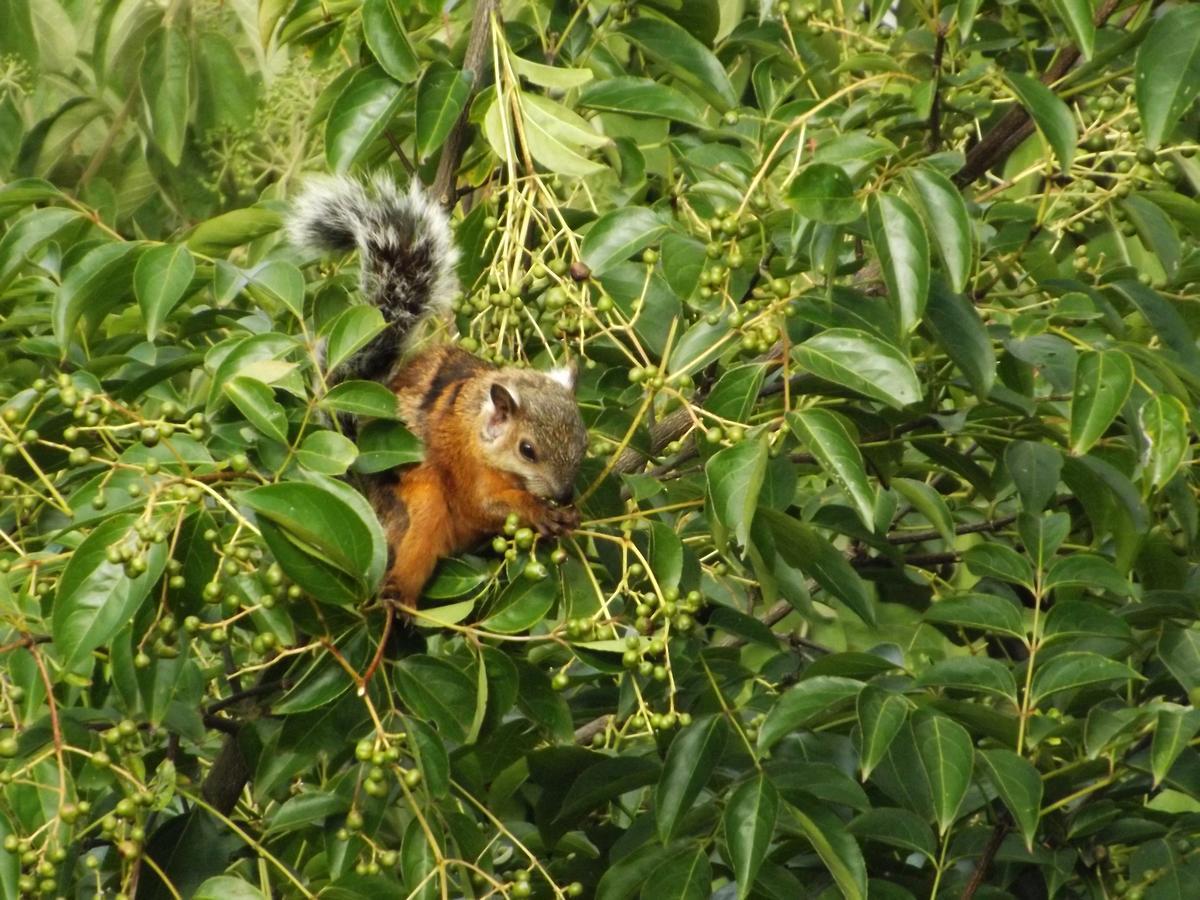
[533,504,580,537]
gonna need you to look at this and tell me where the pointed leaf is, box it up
[416,62,471,162]
[1069,349,1134,455]
[1134,5,1200,149]
[706,434,769,548]
[618,18,737,111]
[978,749,1042,850]
[325,65,404,174]
[787,409,875,531]
[362,0,419,82]
[925,594,1026,641]
[906,167,973,292]
[759,677,864,752]
[1049,0,1095,60]
[134,244,195,339]
[581,207,669,277]
[857,685,909,780]
[925,279,994,396]
[1139,394,1190,490]
[724,775,779,899]
[867,193,929,333]
[793,328,922,409]
[224,376,289,444]
[1031,651,1142,703]
[656,715,729,841]
[787,163,859,225]
[1007,72,1076,173]
[913,713,973,835]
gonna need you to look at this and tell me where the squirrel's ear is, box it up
[489,382,519,421]
[548,359,578,392]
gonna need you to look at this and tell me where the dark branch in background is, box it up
[953,0,1126,187]
[927,25,947,151]
[431,0,500,207]
[960,816,1010,900]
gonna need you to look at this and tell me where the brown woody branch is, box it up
[953,0,1125,187]
[431,0,500,207]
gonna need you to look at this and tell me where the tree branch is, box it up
[430,0,500,206]
[953,0,1125,187]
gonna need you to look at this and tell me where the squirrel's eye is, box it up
[519,441,537,462]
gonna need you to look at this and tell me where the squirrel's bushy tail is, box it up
[287,174,459,382]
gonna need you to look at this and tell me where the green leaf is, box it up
[186,208,282,255]
[134,243,195,339]
[925,279,994,397]
[480,576,556,634]
[618,18,737,111]
[1006,72,1077,173]
[848,808,936,862]
[788,802,868,900]
[1030,651,1142,703]
[393,655,476,744]
[0,206,81,285]
[510,52,594,91]
[1069,349,1134,456]
[581,207,669,277]
[401,815,438,900]
[913,713,973,836]
[916,657,1018,703]
[1049,0,1095,60]
[52,242,141,350]
[1043,554,1132,597]
[786,164,859,225]
[320,380,401,419]
[578,76,705,126]
[787,409,875,531]
[361,0,419,82]
[223,376,289,444]
[1151,709,1200,787]
[354,420,424,472]
[705,364,767,423]
[140,25,191,165]
[724,775,779,899]
[759,676,863,752]
[892,477,955,545]
[1134,5,1200,149]
[296,431,358,475]
[248,260,306,319]
[416,62,472,162]
[760,509,875,626]
[978,749,1043,851]
[1019,511,1070,572]
[656,714,729,841]
[324,305,387,374]
[643,845,712,900]
[867,193,930,333]
[925,594,1026,641]
[793,328,922,409]
[957,0,981,40]
[325,65,404,174]
[193,876,265,900]
[240,482,377,585]
[1159,627,1200,692]
[1110,280,1200,375]
[857,685,909,780]
[1005,440,1062,513]
[1139,394,1190,490]
[706,433,769,548]
[963,543,1035,588]
[905,167,973,293]
[52,515,168,673]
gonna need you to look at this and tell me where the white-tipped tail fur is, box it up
[288,173,460,383]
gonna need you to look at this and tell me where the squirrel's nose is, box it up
[554,488,575,506]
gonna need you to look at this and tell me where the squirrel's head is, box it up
[478,363,587,505]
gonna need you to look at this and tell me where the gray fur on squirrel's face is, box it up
[479,366,587,505]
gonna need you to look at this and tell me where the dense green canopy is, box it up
[2,1,1200,897]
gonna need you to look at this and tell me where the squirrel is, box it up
[288,174,588,615]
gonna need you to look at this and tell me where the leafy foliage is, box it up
[2,1,1200,898]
